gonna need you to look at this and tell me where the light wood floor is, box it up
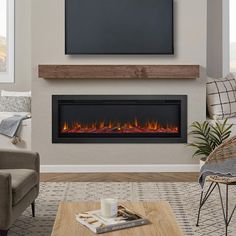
[40,173,198,182]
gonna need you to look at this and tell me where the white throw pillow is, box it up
[1,90,31,97]
[207,73,236,120]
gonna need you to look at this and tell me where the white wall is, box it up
[31,0,206,166]
[207,0,230,78]
[207,0,223,78]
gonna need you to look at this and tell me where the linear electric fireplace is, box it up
[52,95,187,143]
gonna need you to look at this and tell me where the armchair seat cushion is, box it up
[0,169,38,205]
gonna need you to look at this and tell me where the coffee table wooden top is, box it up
[51,201,184,236]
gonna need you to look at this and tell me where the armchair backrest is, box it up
[0,150,39,173]
[206,136,236,164]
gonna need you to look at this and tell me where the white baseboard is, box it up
[40,164,199,173]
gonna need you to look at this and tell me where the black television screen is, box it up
[65,0,174,54]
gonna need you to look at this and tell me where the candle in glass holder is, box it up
[101,198,118,218]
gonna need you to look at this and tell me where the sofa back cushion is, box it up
[0,96,31,112]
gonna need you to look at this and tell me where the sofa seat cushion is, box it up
[0,169,38,205]
[207,116,236,137]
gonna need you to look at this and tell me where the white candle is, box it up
[101,198,118,218]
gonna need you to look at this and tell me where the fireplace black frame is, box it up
[52,95,187,143]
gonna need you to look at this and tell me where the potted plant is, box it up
[188,119,232,168]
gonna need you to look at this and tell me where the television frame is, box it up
[65,0,174,55]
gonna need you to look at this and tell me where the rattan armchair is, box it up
[196,136,236,236]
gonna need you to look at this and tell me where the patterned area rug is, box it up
[8,182,236,236]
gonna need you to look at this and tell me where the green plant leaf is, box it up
[188,119,232,159]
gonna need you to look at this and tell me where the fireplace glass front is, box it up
[52,95,187,143]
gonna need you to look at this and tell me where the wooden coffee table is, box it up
[51,201,184,236]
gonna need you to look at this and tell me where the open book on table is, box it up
[75,205,150,234]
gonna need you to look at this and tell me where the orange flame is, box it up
[62,122,69,131]
[61,119,179,134]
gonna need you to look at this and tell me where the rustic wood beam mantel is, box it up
[38,65,200,79]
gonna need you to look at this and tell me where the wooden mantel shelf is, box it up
[38,65,200,79]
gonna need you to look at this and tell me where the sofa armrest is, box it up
[0,149,40,173]
[0,172,12,229]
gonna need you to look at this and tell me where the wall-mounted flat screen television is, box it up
[65,0,174,54]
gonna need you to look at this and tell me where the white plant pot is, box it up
[200,157,206,170]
